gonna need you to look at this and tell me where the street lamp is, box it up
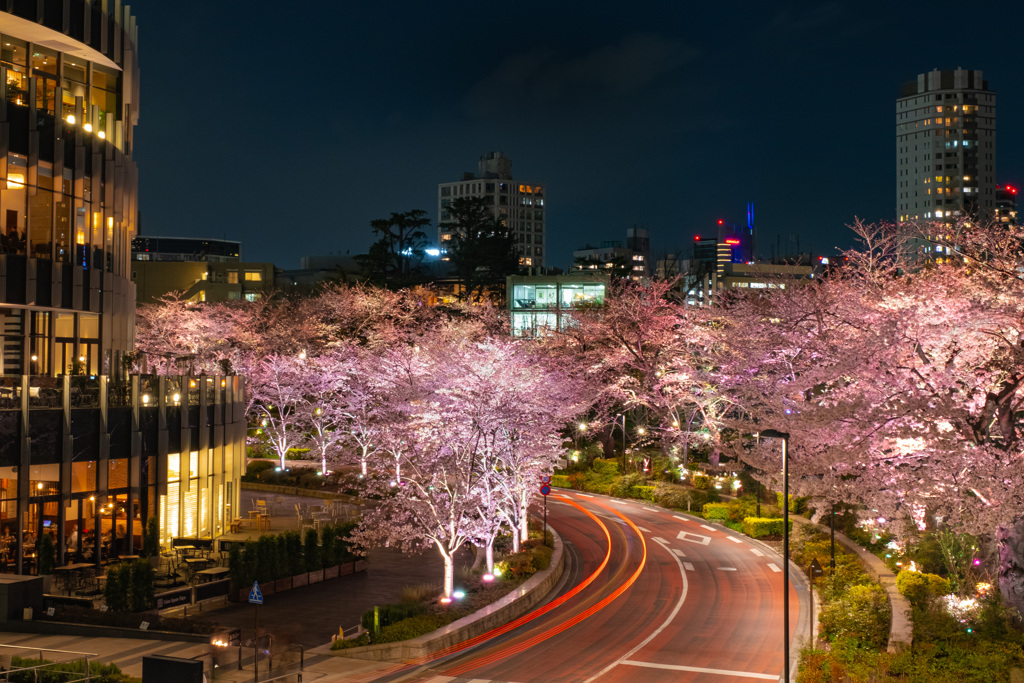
[759,429,791,683]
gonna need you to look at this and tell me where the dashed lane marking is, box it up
[673,515,690,522]
[652,537,668,544]
[642,507,659,512]
[768,563,782,573]
[700,524,716,531]
[577,493,593,498]
[750,548,764,557]
[727,536,742,544]
[683,562,695,571]
[671,548,686,558]
[718,567,738,571]
[637,526,651,533]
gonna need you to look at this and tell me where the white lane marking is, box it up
[582,537,689,683]
[727,536,742,544]
[673,515,690,522]
[768,563,782,573]
[718,567,738,571]
[577,493,593,498]
[637,526,651,533]
[677,530,711,546]
[700,524,716,531]
[671,548,686,558]
[620,660,778,680]
[610,500,629,505]
[683,562,695,571]
[642,506,659,512]
[652,537,668,544]
[750,548,764,557]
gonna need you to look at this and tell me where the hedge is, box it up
[362,602,427,632]
[703,503,730,520]
[228,522,358,590]
[742,517,791,538]
[104,560,155,612]
[550,474,571,488]
[896,569,950,607]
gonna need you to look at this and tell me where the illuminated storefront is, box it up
[507,274,608,337]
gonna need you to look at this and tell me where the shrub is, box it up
[142,517,160,558]
[550,474,571,488]
[776,492,810,514]
[104,560,154,612]
[285,531,304,576]
[726,497,759,523]
[242,460,276,481]
[9,656,138,683]
[818,583,890,647]
[37,532,56,575]
[742,517,791,539]
[609,473,647,499]
[692,474,711,490]
[361,602,426,632]
[896,569,949,607]
[374,613,449,643]
[703,503,730,521]
[304,528,321,571]
[592,458,620,476]
[635,485,656,501]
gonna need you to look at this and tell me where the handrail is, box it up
[0,644,97,657]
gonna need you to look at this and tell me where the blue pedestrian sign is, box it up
[248,581,264,605]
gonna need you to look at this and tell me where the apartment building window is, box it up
[227,271,238,284]
[244,271,263,282]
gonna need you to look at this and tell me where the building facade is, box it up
[896,69,996,223]
[0,5,243,575]
[130,236,274,304]
[1,2,139,377]
[995,184,1018,226]
[438,152,546,268]
[508,273,607,337]
[572,226,650,280]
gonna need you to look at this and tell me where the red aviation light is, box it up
[717,219,724,225]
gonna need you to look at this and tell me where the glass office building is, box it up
[0,3,244,574]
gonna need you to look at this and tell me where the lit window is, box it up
[227,271,238,284]
[244,271,262,282]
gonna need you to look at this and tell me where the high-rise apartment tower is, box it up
[896,69,996,222]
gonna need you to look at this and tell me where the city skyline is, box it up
[132,2,1024,270]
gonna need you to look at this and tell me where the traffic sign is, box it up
[809,558,824,579]
[540,484,551,496]
[248,581,264,605]
[540,474,551,484]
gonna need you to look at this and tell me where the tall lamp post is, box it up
[759,429,791,683]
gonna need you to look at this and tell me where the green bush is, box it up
[609,473,647,499]
[285,531,304,576]
[635,485,656,501]
[550,474,571,488]
[361,602,426,632]
[104,560,154,612]
[593,458,620,476]
[304,528,321,571]
[142,517,160,558]
[9,656,138,683]
[242,460,276,481]
[703,503,730,520]
[742,517,791,539]
[37,532,56,575]
[775,492,810,514]
[374,613,450,643]
[818,583,890,648]
[726,497,759,523]
[692,474,711,490]
[896,569,950,607]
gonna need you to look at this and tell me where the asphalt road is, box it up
[363,490,807,683]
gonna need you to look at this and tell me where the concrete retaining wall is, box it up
[331,530,565,662]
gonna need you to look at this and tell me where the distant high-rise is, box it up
[438,152,546,267]
[995,184,1019,226]
[896,69,996,223]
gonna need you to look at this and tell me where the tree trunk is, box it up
[486,539,495,573]
[441,548,454,598]
[998,517,1024,623]
[471,544,485,572]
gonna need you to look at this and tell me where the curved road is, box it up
[367,491,806,683]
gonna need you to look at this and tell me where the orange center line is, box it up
[352,493,613,681]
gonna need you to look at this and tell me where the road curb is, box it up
[318,527,565,662]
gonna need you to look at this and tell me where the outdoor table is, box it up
[257,513,271,531]
[229,518,244,533]
[195,566,229,583]
[116,554,141,563]
[184,557,211,581]
[54,562,94,594]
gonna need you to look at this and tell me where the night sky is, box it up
[132,1,1024,271]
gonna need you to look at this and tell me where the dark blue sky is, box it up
[132,1,1023,271]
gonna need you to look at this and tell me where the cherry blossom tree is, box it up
[249,353,309,470]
